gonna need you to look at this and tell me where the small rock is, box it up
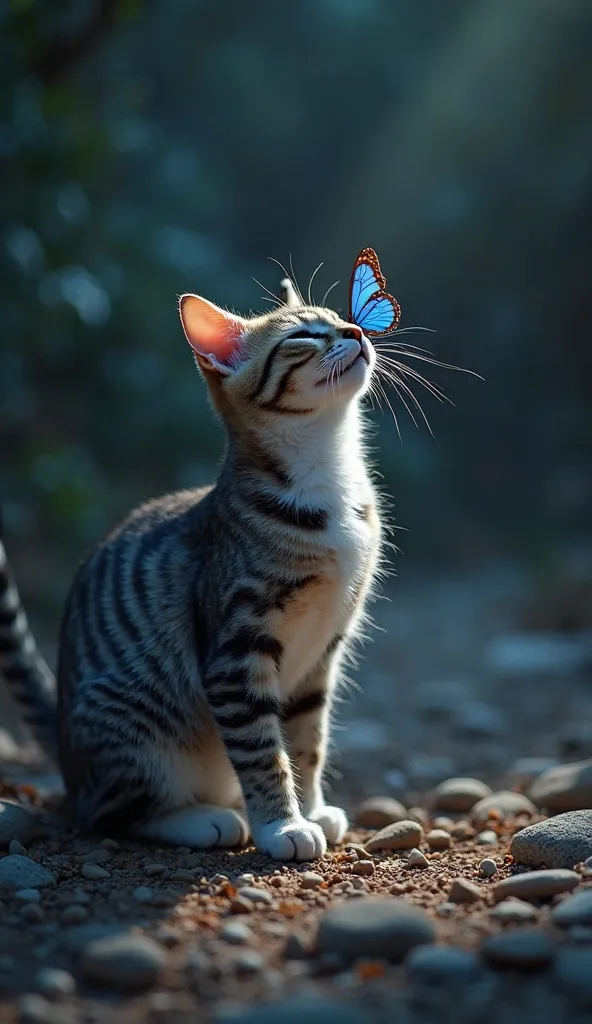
[316,897,435,963]
[0,855,55,890]
[407,807,430,827]
[237,886,273,905]
[433,816,455,831]
[365,820,423,852]
[132,886,155,903]
[489,899,538,923]
[481,929,554,970]
[215,997,367,1024]
[144,863,168,878]
[15,888,41,902]
[552,890,592,928]
[492,868,580,903]
[529,758,592,813]
[230,897,252,915]
[450,820,475,840]
[476,830,498,846]
[233,950,264,974]
[406,944,479,982]
[284,933,311,960]
[220,921,252,945]
[170,869,195,883]
[436,902,456,918]
[449,878,481,904]
[471,791,536,826]
[426,829,452,851]
[21,903,44,922]
[353,796,407,828]
[99,837,119,850]
[554,948,592,995]
[35,966,76,998]
[352,860,375,876]
[0,801,40,848]
[61,905,88,925]
[16,993,52,1024]
[478,859,498,879]
[80,849,111,865]
[300,872,324,889]
[236,873,254,885]
[407,848,429,869]
[81,863,111,881]
[9,840,27,855]
[81,932,166,990]
[511,810,592,869]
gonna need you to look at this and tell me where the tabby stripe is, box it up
[75,566,103,673]
[225,733,278,755]
[258,353,315,411]
[225,585,267,618]
[281,690,326,722]
[252,448,292,488]
[218,626,283,666]
[273,575,318,610]
[250,491,328,531]
[211,705,280,730]
[250,339,285,401]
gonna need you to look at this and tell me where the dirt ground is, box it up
[1,561,592,1023]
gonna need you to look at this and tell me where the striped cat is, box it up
[0,277,381,860]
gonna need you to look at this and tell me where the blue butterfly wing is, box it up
[350,262,380,322]
[357,294,400,334]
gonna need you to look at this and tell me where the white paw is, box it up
[252,818,327,861]
[307,804,348,845]
[136,806,249,849]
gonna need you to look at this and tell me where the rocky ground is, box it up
[1,561,592,1024]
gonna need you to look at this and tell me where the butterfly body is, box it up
[348,247,401,337]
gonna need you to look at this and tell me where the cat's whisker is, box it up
[377,354,452,405]
[252,276,284,307]
[268,257,305,306]
[321,280,340,307]
[376,362,436,439]
[374,344,484,380]
[307,262,324,306]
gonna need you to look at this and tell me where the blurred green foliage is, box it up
[1,0,592,627]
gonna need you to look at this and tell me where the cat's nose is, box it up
[340,326,362,342]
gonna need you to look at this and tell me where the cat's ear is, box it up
[280,278,301,310]
[179,294,246,376]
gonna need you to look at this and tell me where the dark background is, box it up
[2,0,592,647]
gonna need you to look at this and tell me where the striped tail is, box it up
[0,514,58,760]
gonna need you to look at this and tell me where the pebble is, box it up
[0,855,55,889]
[511,810,592,869]
[61,905,89,925]
[436,902,456,918]
[300,872,324,889]
[529,758,592,812]
[470,791,536,826]
[407,848,429,869]
[450,820,475,840]
[15,888,41,902]
[365,820,423,852]
[553,948,592,995]
[284,933,311,960]
[426,829,452,851]
[0,800,40,847]
[316,896,434,963]
[81,932,166,990]
[492,868,580,903]
[406,944,479,983]
[449,878,481,904]
[220,921,252,945]
[144,863,168,878]
[489,899,538,923]
[132,886,155,903]
[478,859,498,879]
[476,830,498,846]
[237,886,273,905]
[21,903,44,922]
[215,997,367,1024]
[353,796,407,828]
[80,848,111,865]
[81,863,111,881]
[233,950,264,974]
[236,873,254,885]
[16,994,52,1024]
[552,890,592,928]
[34,966,76,998]
[170,868,195,883]
[481,929,555,970]
[230,897,252,915]
[9,840,27,855]
[352,860,375,876]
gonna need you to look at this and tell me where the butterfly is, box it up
[348,247,401,336]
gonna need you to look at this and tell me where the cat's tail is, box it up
[0,512,58,761]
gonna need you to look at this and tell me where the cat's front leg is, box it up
[203,658,326,861]
[281,661,348,846]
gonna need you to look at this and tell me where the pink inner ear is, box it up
[179,294,245,365]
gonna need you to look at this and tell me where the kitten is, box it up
[0,278,381,860]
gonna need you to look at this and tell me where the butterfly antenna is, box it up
[321,280,340,307]
[307,262,324,306]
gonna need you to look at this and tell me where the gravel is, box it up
[529,758,592,812]
[481,929,555,970]
[80,932,166,990]
[470,790,537,826]
[511,810,592,868]
[0,801,40,847]
[364,820,423,852]
[0,855,55,889]
[430,778,492,813]
[492,868,580,903]
[353,796,407,827]
[316,897,434,963]
[552,890,592,928]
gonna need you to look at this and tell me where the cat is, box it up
[0,275,381,860]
